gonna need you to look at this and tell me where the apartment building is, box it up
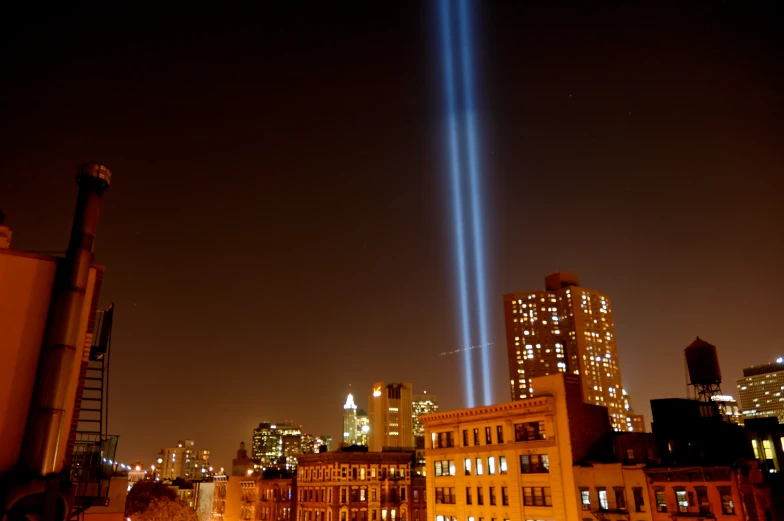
[422,373,611,521]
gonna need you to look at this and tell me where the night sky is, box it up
[2,2,782,469]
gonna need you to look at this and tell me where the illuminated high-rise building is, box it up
[412,393,438,438]
[342,393,358,446]
[368,382,414,451]
[252,422,302,470]
[356,410,369,446]
[737,358,784,423]
[158,440,211,480]
[503,272,635,431]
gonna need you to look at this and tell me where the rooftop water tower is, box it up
[685,337,723,404]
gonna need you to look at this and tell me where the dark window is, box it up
[489,487,496,506]
[351,488,358,503]
[514,421,546,441]
[614,488,626,511]
[473,428,480,446]
[632,487,644,512]
[695,487,710,514]
[401,488,406,501]
[477,487,484,506]
[522,487,551,507]
[519,454,549,473]
[496,425,504,443]
[485,427,492,444]
[435,488,455,505]
[463,430,469,447]
[466,487,472,505]
[341,489,347,503]
[434,431,455,448]
[719,487,734,515]
[501,487,509,506]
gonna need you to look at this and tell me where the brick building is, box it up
[295,450,423,521]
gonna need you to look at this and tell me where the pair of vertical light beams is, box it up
[438,0,491,407]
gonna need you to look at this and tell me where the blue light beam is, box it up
[439,0,475,408]
[457,0,492,406]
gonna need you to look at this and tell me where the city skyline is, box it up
[1,2,782,470]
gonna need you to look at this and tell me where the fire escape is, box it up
[67,300,119,519]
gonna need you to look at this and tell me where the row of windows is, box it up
[297,508,417,521]
[432,422,547,450]
[298,465,407,482]
[435,487,510,506]
[298,486,416,503]
[579,487,645,512]
[434,455,546,477]
[653,486,734,515]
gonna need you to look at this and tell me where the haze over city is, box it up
[2,1,782,471]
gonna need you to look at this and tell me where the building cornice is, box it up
[420,397,554,425]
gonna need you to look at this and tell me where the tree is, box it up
[125,480,178,517]
[132,498,198,521]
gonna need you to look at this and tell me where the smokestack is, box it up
[19,164,111,476]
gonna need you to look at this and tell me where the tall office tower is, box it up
[343,393,359,445]
[504,272,633,431]
[737,358,784,423]
[252,422,303,470]
[158,440,211,480]
[356,410,370,446]
[412,393,439,438]
[368,382,414,451]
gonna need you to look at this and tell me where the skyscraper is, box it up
[157,440,211,480]
[737,358,784,423]
[252,422,302,470]
[412,393,439,439]
[503,272,635,431]
[368,382,414,451]
[342,393,358,446]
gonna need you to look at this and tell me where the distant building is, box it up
[630,414,646,433]
[158,440,211,481]
[368,382,414,452]
[356,411,370,447]
[412,393,438,476]
[253,422,303,471]
[231,441,259,477]
[127,462,145,488]
[411,394,438,439]
[343,393,359,445]
[295,449,425,521]
[737,358,784,423]
[712,394,742,425]
[503,272,638,431]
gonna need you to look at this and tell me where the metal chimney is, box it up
[19,164,111,476]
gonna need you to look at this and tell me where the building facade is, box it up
[422,373,611,521]
[253,422,303,471]
[368,383,414,452]
[504,272,637,431]
[644,466,754,521]
[295,450,423,521]
[344,394,359,446]
[737,358,784,423]
[158,440,211,481]
[412,394,438,439]
[573,463,652,521]
[258,477,294,521]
